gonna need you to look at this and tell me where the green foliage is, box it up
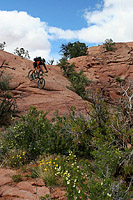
[14,47,30,59]
[40,194,56,200]
[8,150,27,168]
[52,109,91,156]
[58,60,88,99]
[104,38,115,51]
[21,166,27,173]
[1,106,91,161]
[89,93,110,135]
[68,70,88,99]
[0,87,132,199]
[0,72,17,126]
[0,42,6,50]
[0,93,17,126]
[59,41,88,59]
[38,155,61,186]
[0,71,10,91]
[58,58,75,77]
[55,150,89,200]
[30,167,38,178]
[12,174,22,182]
[5,61,9,65]
[116,76,125,84]
[88,144,132,199]
[86,92,133,199]
[1,107,52,160]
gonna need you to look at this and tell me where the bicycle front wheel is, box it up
[28,70,36,80]
[37,78,45,89]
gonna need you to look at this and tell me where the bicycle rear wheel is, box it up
[28,70,36,80]
[37,78,45,89]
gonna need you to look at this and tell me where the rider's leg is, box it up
[39,67,44,74]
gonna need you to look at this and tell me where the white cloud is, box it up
[47,0,133,43]
[0,1,133,62]
[79,0,133,43]
[0,10,51,60]
[48,27,77,40]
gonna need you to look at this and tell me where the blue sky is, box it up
[0,0,133,63]
[0,0,101,29]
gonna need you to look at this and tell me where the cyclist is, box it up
[33,57,48,76]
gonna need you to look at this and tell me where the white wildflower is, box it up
[107,193,111,197]
[67,180,70,184]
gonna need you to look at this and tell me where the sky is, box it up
[0,0,133,63]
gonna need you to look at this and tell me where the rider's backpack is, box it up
[34,57,42,62]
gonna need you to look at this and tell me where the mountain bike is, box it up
[28,69,47,89]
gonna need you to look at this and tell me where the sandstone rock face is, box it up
[69,42,133,103]
[0,42,133,119]
[0,50,87,119]
[0,168,66,200]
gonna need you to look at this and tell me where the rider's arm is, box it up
[43,63,48,72]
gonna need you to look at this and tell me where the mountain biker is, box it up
[33,57,48,75]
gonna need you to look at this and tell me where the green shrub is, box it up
[0,93,17,126]
[8,150,27,168]
[0,88,132,200]
[88,138,132,199]
[30,167,38,178]
[1,107,52,160]
[1,106,92,162]
[104,38,115,51]
[68,70,88,99]
[55,150,89,200]
[59,41,88,59]
[0,71,11,91]
[87,92,133,199]
[38,155,60,186]
[116,76,125,84]
[0,42,6,50]
[52,109,91,156]
[40,194,56,200]
[12,174,22,182]
[14,47,30,59]
[58,60,88,99]
[58,58,75,77]
[0,72,17,126]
